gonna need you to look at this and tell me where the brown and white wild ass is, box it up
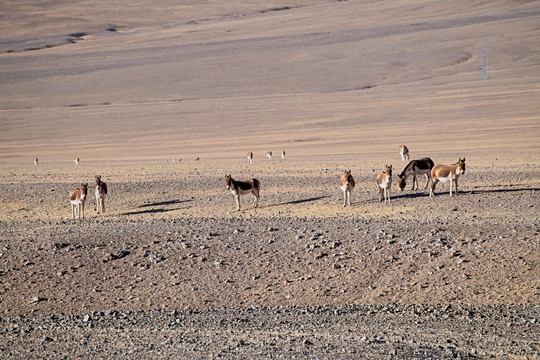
[281,150,286,159]
[247,152,253,165]
[398,157,435,191]
[225,175,260,211]
[74,157,80,165]
[430,158,466,197]
[377,165,392,204]
[95,175,108,214]
[266,151,272,160]
[34,158,38,166]
[339,170,355,207]
[399,145,409,162]
[70,183,88,219]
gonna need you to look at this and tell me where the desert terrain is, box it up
[0,0,539,359]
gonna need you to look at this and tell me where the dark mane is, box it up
[399,160,415,178]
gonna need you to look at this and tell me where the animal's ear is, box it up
[462,158,465,162]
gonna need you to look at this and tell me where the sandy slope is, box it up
[1,0,539,164]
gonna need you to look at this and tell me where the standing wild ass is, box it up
[399,145,409,162]
[70,184,88,219]
[339,170,355,207]
[225,175,260,211]
[430,158,466,197]
[95,175,108,214]
[377,165,392,203]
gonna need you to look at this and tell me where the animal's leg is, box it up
[72,204,75,219]
[343,190,347,207]
[424,174,430,189]
[387,188,391,203]
[412,174,418,191]
[348,191,351,207]
[236,194,241,211]
[253,192,259,208]
[430,179,438,197]
[81,202,84,218]
[102,198,105,213]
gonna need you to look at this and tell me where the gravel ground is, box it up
[0,159,538,358]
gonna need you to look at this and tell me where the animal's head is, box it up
[386,165,392,176]
[81,183,88,198]
[458,158,466,174]
[95,175,101,185]
[398,174,406,191]
[225,175,232,189]
[341,170,352,182]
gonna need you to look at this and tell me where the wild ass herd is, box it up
[230,146,465,211]
[63,146,466,216]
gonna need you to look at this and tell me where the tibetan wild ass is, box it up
[225,175,260,211]
[430,158,466,197]
[377,165,392,204]
[398,157,435,191]
[70,184,88,219]
[339,170,355,207]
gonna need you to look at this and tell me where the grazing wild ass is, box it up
[247,152,253,165]
[225,175,260,211]
[266,151,272,160]
[34,158,38,166]
[430,158,466,197]
[70,184,88,219]
[377,165,393,204]
[398,157,435,191]
[95,175,108,214]
[339,170,355,207]
[281,150,286,159]
[399,145,409,162]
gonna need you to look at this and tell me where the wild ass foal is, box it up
[225,175,260,211]
[398,157,434,191]
[266,151,272,160]
[339,170,355,207]
[70,184,88,219]
[377,165,392,203]
[430,158,466,197]
[95,175,108,214]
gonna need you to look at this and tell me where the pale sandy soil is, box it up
[0,0,539,358]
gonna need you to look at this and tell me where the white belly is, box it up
[230,188,252,196]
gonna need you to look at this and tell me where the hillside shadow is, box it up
[121,199,192,216]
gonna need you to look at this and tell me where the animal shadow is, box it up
[122,199,191,216]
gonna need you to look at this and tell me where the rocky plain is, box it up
[1,157,538,358]
[1,0,539,358]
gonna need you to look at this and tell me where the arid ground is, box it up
[0,1,539,358]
